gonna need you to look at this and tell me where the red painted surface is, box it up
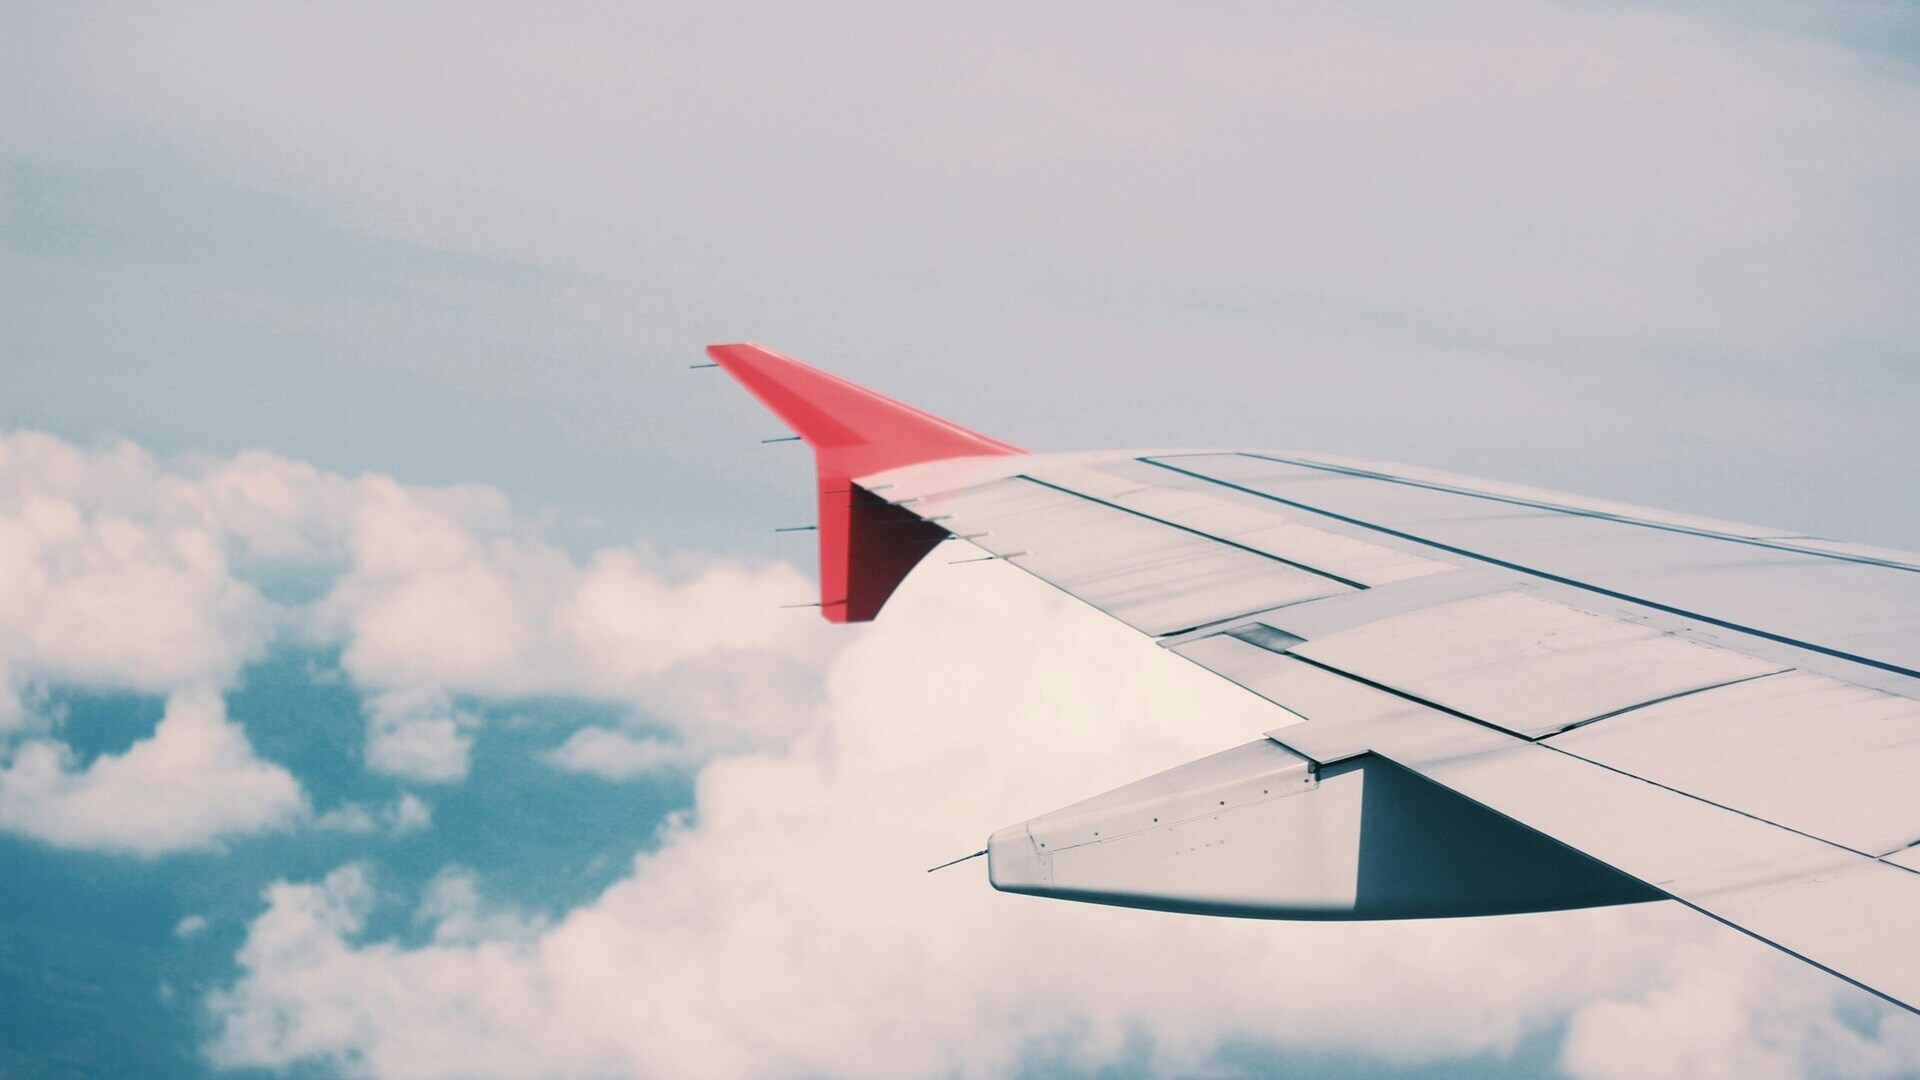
[708,342,1024,621]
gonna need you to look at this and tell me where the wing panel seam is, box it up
[1013,474,1371,591]
[1545,669,1789,735]
[1141,457,1920,683]
[1530,740,1888,859]
[1230,453,1920,574]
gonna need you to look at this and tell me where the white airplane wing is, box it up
[708,342,1920,1014]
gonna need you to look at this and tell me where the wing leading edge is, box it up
[710,343,1920,1015]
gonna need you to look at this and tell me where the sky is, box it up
[0,2,1918,1078]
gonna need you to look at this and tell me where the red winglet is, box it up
[708,343,1024,622]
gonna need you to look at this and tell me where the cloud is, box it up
[389,792,432,835]
[0,426,828,852]
[415,865,545,946]
[315,480,833,751]
[0,427,826,748]
[0,431,315,855]
[0,432,277,726]
[316,793,434,837]
[1559,935,1920,1080]
[362,688,478,784]
[542,727,684,780]
[207,560,1920,1080]
[320,482,827,699]
[0,687,304,856]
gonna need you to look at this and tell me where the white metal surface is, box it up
[1023,460,1455,587]
[1022,739,1318,855]
[989,739,1657,918]
[1175,633,1410,764]
[924,477,1355,636]
[1883,847,1920,874]
[1288,591,1785,738]
[1550,672,1920,856]
[988,741,1365,917]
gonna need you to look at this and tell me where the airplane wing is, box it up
[707,342,1920,1014]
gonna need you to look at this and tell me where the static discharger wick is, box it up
[927,849,988,874]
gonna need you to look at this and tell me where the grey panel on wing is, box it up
[1162,452,1559,530]
[1149,453,1920,676]
[1167,631,1920,1010]
[1285,592,1785,738]
[1550,672,1920,857]
[1019,459,1454,587]
[921,477,1355,636]
[1265,453,1798,540]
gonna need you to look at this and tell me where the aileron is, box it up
[1550,672,1920,857]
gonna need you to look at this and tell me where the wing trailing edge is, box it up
[707,342,1023,621]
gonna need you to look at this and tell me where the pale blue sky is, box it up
[4,1,1917,557]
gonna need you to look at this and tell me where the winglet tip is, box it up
[706,341,1017,623]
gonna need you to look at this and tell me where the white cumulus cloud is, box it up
[542,727,685,780]
[313,477,833,753]
[1559,934,1920,1080]
[0,432,278,726]
[0,687,304,856]
[206,560,1920,1080]
[0,426,829,851]
[362,687,479,784]
[316,793,435,837]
